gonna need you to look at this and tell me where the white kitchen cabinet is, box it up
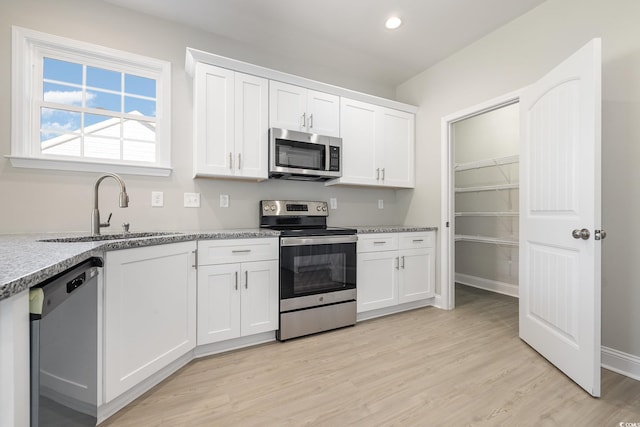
[197,238,279,345]
[357,232,434,314]
[269,81,340,137]
[103,241,197,402]
[193,62,268,180]
[331,98,415,188]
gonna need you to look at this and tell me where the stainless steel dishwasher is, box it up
[29,257,102,427]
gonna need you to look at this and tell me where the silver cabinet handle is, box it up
[235,271,238,290]
[413,239,424,243]
[238,153,241,170]
[395,256,399,269]
[376,168,380,180]
[309,113,314,129]
[373,241,387,245]
[382,168,385,180]
[572,228,590,240]
[245,270,248,289]
[191,250,197,269]
[401,256,405,269]
[301,112,306,128]
[229,152,233,169]
[232,249,252,253]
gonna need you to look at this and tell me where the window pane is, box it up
[123,140,155,162]
[123,119,156,142]
[125,74,156,98]
[85,135,120,159]
[43,82,84,106]
[87,66,121,92]
[85,114,121,138]
[41,108,81,134]
[41,132,81,156]
[87,90,121,112]
[43,58,82,85]
[125,97,156,117]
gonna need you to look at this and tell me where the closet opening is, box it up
[440,91,521,310]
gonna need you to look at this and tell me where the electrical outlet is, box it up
[184,192,201,208]
[330,198,337,209]
[220,194,229,208]
[378,199,384,209]
[151,191,164,207]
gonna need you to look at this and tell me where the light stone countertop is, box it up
[0,226,436,302]
[354,226,437,234]
[0,229,279,302]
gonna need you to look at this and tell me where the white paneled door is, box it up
[519,39,602,396]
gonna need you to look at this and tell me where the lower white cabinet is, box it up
[357,232,435,313]
[197,238,279,345]
[103,241,197,402]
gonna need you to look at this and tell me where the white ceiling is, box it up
[103,0,546,89]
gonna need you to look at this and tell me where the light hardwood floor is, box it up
[102,285,640,426]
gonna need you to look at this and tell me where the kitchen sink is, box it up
[38,232,182,243]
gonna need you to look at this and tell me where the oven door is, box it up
[280,235,357,302]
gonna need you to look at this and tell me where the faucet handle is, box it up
[100,212,112,228]
[122,223,130,233]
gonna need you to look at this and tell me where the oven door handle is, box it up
[281,235,358,246]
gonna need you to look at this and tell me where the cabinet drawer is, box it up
[198,238,279,265]
[357,233,399,253]
[399,232,434,250]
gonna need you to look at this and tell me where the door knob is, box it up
[572,228,590,240]
[595,229,607,240]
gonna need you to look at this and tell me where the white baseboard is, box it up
[455,273,518,298]
[357,298,434,322]
[602,346,640,382]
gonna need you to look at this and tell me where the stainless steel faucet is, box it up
[91,173,129,235]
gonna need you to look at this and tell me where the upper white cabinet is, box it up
[269,81,340,137]
[193,63,268,180]
[332,98,415,188]
[103,242,197,402]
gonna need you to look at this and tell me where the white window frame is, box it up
[10,26,172,176]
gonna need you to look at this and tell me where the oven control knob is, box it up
[263,205,269,212]
[270,205,276,212]
[316,205,321,211]
[322,206,327,211]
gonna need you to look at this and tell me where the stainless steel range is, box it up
[260,200,357,341]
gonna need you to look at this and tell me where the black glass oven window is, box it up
[280,242,356,299]
[275,139,325,170]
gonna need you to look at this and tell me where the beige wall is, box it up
[0,0,403,234]
[397,0,640,357]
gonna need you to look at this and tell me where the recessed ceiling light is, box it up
[385,16,402,30]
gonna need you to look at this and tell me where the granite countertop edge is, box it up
[0,226,436,301]
[0,229,279,301]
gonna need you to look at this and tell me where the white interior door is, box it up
[519,39,602,396]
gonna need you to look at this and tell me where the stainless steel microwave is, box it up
[269,128,342,181]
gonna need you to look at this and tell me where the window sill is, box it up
[6,156,172,177]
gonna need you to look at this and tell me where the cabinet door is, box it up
[269,81,307,132]
[240,260,279,336]
[197,263,242,345]
[378,107,415,188]
[235,73,268,179]
[398,248,435,304]
[307,89,340,137]
[339,98,379,186]
[357,251,399,313]
[104,242,196,402]
[194,63,235,177]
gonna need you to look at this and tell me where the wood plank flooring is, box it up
[101,285,640,426]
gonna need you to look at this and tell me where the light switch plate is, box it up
[378,199,384,209]
[184,192,201,208]
[220,194,229,208]
[330,198,337,209]
[151,191,164,207]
